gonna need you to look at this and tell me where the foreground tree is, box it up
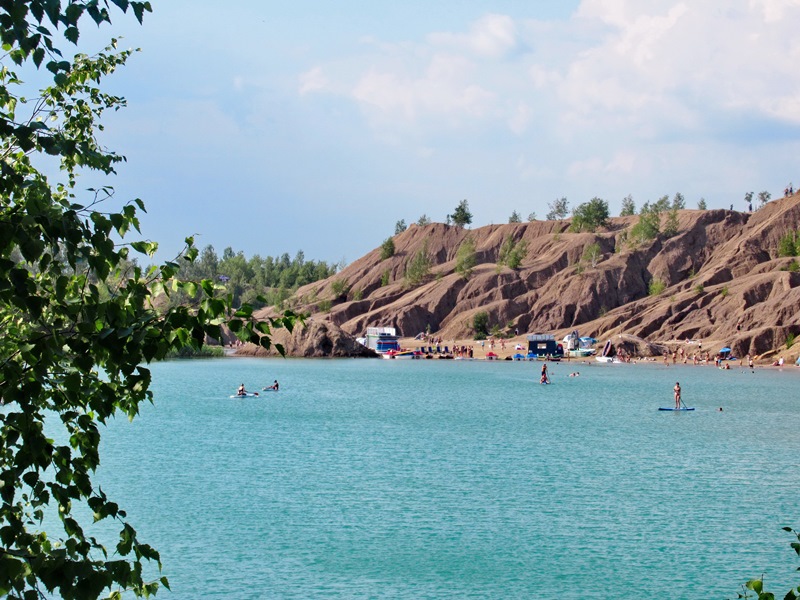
[0,3,297,598]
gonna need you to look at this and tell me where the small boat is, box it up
[381,350,423,360]
[595,356,621,364]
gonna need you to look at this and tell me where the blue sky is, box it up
[55,1,800,264]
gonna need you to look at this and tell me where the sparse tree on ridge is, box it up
[758,190,771,207]
[653,195,671,213]
[546,197,570,220]
[509,210,522,223]
[620,194,636,216]
[417,214,431,226]
[745,191,754,211]
[527,211,537,221]
[697,198,707,210]
[672,192,685,210]
[395,219,407,234]
[570,197,609,233]
[451,199,473,228]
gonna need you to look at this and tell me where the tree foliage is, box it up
[455,236,477,279]
[582,242,602,268]
[417,214,431,226]
[472,311,489,339]
[758,190,771,208]
[569,197,609,233]
[177,245,337,308]
[0,4,298,598]
[620,194,636,216]
[497,235,528,270]
[662,208,680,238]
[697,197,707,210]
[508,210,521,223]
[404,239,431,286]
[395,219,407,235]
[546,197,569,220]
[734,527,800,600]
[450,199,473,228]
[778,230,799,257]
[380,237,395,261]
[629,201,661,244]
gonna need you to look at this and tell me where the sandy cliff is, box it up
[249,194,800,360]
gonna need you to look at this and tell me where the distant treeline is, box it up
[177,245,339,308]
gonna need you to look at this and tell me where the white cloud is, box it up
[428,14,520,59]
[298,67,329,95]
[351,54,495,125]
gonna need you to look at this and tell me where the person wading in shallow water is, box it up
[673,382,682,409]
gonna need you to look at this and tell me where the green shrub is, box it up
[380,237,396,260]
[694,284,705,294]
[331,278,349,298]
[405,240,431,286]
[350,288,363,301]
[498,235,528,269]
[582,242,601,268]
[787,332,796,349]
[473,311,490,338]
[649,279,666,296]
[778,231,798,257]
[318,299,332,312]
[455,236,477,279]
[630,203,661,244]
[789,260,800,273]
[164,345,226,359]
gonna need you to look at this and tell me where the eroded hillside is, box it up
[253,194,800,359]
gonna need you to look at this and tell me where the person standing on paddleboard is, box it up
[673,382,681,409]
[541,362,549,384]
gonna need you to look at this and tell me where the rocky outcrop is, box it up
[234,319,377,358]
[254,194,800,359]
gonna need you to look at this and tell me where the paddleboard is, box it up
[261,388,278,392]
[658,407,694,411]
[230,393,259,398]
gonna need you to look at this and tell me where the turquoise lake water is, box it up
[95,358,800,599]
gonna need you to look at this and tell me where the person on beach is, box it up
[673,382,682,409]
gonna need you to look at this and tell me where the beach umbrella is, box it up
[719,347,731,353]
